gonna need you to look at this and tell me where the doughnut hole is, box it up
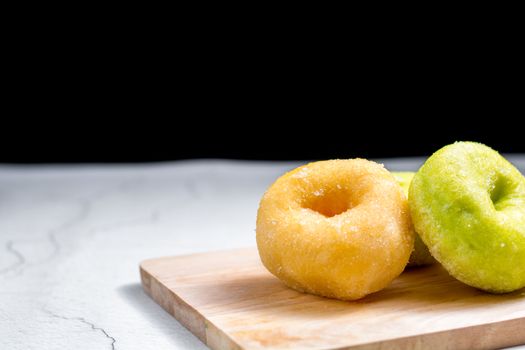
[489,174,512,211]
[302,188,356,218]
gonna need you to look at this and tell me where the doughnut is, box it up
[392,172,435,267]
[409,142,525,293]
[256,159,414,300]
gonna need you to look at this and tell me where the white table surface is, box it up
[1,158,524,350]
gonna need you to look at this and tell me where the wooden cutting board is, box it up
[140,248,525,350]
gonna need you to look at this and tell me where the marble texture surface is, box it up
[1,158,524,350]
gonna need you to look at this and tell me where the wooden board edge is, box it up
[139,248,254,265]
[139,262,243,350]
[346,317,525,350]
[205,319,244,350]
[139,254,525,350]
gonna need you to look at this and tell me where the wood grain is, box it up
[140,248,525,350]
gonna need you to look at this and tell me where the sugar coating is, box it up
[256,159,414,301]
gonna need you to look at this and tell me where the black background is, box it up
[1,116,522,163]
[3,31,522,163]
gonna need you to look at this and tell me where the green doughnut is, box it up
[409,142,525,293]
[392,172,435,267]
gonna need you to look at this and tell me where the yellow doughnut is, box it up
[256,159,414,300]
